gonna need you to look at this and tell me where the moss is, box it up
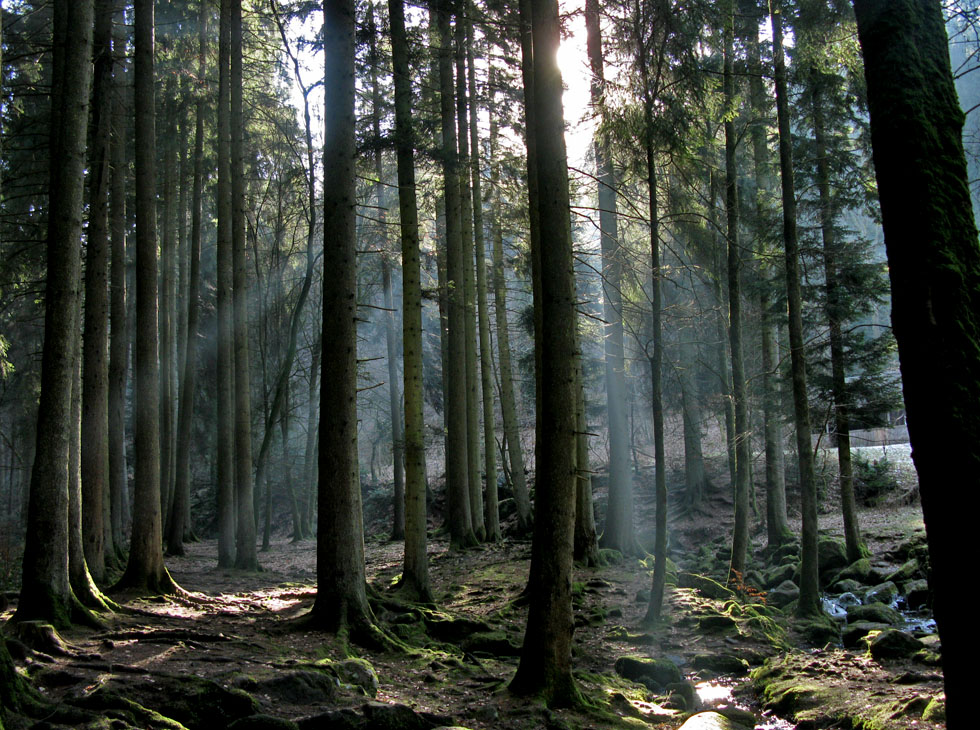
[921,695,945,722]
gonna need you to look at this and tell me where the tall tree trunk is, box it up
[15,0,94,629]
[389,0,432,601]
[467,24,500,543]
[116,0,176,595]
[313,0,383,646]
[231,0,258,571]
[435,0,477,549]
[168,0,207,556]
[573,365,600,567]
[771,0,820,617]
[811,85,865,563]
[509,0,580,707]
[81,0,114,585]
[745,0,792,548]
[108,19,129,558]
[454,19,485,541]
[158,75,177,537]
[678,332,706,508]
[852,0,976,719]
[723,0,752,581]
[488,89,532,534]
[216,0,236,568]
[586,0,634,557]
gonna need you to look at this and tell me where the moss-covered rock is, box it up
[458,631,521,657]
[921,695,945,722]
[691,654,750,676]
[817,537,849,575]
[665,680,697,711]
[842,621,891,648]
[361,700,437,730]
[614,656,682,689]
[830,578,864,595]
[886,559,924,585]
[868,629,925,661]
[794,615,840,647]
[833,558,874,584]
[763,563,795,589]
[677,573,735,600]
[846,602,903,626]
[240,670,337,705]
[767,580,799,609]
[321,658,379,697]
[864,581,899,605]
[904,579,931,609]
[698,614,738,633]
[677,711,752,730]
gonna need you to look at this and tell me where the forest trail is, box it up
[0,475,945,730]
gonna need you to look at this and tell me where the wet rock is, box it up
[829,578,863,595]
[868,629,925,661]
[228,715,301,730]
[677,711,752,730]
[863,581,898,605]
[767,580,799,608]
[691,654,749,676]
[904,579,931,609]
[614,656,682,688]
[846,602,902,626]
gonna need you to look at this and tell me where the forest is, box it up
[0,0,977,728]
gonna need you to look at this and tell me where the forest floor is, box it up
[0,448,945,730]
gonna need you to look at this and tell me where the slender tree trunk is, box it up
[678,332,706,508]
[454,19,485,541]
[435,0,477,549]
[108,22,128,558]
[573,366,600,567]
[852,0,975,719]
[168,0,207,556]
[216,0,236,568]
[467,25,500,543]
[771,0,819,617]
[586,0,633,557]
[811,85,865,563]
[509,0,580,707]
[389,0,432,601]
[116,0,176,595]
[81,0,114,585]
[312,0,382,645]
[158,75,177,537]
[231,0,258,571]
[488,93,532,534]
[15,0,94,629]
[723,0,752,581]
[302,334,321,540]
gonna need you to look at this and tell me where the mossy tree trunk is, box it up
[853,0,978,721]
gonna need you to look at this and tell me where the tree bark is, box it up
[15,0,94,629]
[389,0,432,602]
[852,0,977,720]
[509,0,580,707]
[771,0,820,617]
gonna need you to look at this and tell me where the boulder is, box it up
[846,602,903,626]
[868,629,925,661]
[677,573,735,600]
[842,621,890,648]
[297,709,365,730]
[698,614,738,633]
[361,701,437,730]
[829,578,863,595]
[677,711,752,730]
[921,695,945,722]
[767,580,800,609]
[904,579,931,609]
[245,671,337,705]
[332,658,379,697]
[863,581,898,605]
[764,563,795,589]
[692,654,750,676]
[665,680,698,711]
[614,656,682,689]
[817,538,849,575]
[886,559,924,585]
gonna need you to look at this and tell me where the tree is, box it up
[509,0,580,707]
[853,0,978,721]
[311,0,381,644]
[388,0,433,602]
[114,0,177,595]
[14,0,94,629]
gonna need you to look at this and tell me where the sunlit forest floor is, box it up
[0,453,945,729]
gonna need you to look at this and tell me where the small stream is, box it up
[821,592,937,636]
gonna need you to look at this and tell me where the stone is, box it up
[829,579,863,595]
[297,709,365,730]
[246,671,337,705]
[614,656,682,688]
[767,580,800,608]
[904,579,931,609]
[764,563,795,589]
[863,581,898,605]
[832,558,873,584]
[846,602,903,626]
[817,537,849,575]
[795,616,840,647]
[921,695,945,722]
[868,629,925,661]
[361,701,437,730]
[666,680,698,711]
[692,654,750,676]
[677,711,752,730]
[885,559,923,585]
[332,659,379,697]
[842,621,890,648]
[677,573,735,600]
[698,614,738,632]
[228,716,300,730]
